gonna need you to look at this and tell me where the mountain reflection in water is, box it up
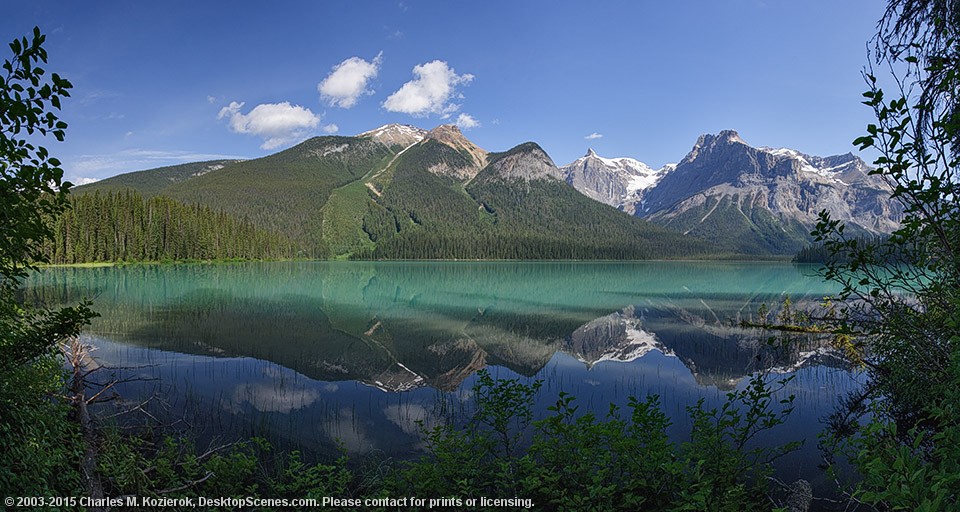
[24,261,859,489]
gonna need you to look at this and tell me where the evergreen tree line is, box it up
[356,228,701,260]
[354,161,714,260]
[792,234,902,264]
[42,190,300,264]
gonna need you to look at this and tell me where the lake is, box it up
[25,261,860,492]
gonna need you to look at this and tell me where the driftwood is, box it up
[60,337,235,505]
[62,336,106,512]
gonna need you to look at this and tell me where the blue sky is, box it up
[3,0,886,184]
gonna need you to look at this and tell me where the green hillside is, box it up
[160,136,394,257]
[467,177,712,259]
[64,128,718,262]
[319,138,478,257]
[355,142,714,259]
[74,136,395,258]
[74,159,243,197]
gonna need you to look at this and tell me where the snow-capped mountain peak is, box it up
[758,146,872,185]
[561,149,673,214]
[559,130,899,255]
[358,124,427,148]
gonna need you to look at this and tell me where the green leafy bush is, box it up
[386,370,797,511]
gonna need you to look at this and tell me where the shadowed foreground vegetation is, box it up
[43,370,799,511]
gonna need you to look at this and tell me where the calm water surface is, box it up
[26,261,860,491]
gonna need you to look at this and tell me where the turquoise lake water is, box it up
[25,261,860,491]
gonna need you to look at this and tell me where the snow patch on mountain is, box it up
[359,124,427,148]
[760,146,848,183]
[561,149,674,214]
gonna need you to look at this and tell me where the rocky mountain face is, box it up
[560,149,673,214]
[473,142,563,183]
[563,130,902,254]
[424,124,489,179]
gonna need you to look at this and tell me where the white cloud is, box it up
[584,132,603,140]
[455,113,480,130]
[383,60,473,117]
[325,409,372,454]
[231,381,321,414]
[384,403,444,438]
[73,177,101,186]
[218,101,322,149]
[319,52,383,109]
[78,89,120,106]
[322,123,339,134]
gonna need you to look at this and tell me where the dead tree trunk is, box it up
[63,336,105,512]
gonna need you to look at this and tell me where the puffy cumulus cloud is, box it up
[218,101,322,149]
[584,132,603,140]
[318,52,383,108]
[455,113,480,130]
[322,123,339,134]
[383,60,473,117]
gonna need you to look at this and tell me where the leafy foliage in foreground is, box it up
[1,27,72,282]
[41,370,795,511]
[386,370,798,511]
[0,26,96,498]
[0,354,83,496]
[95,433,351,503]
[800,1,960,509]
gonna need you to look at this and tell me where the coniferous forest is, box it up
[41,191,300,264]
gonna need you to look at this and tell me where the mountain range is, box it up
[561,129,901,254]
[74,124,902,258]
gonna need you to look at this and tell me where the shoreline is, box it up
[37,255,796,268]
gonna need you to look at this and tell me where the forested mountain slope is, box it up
[71,125,716,261]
